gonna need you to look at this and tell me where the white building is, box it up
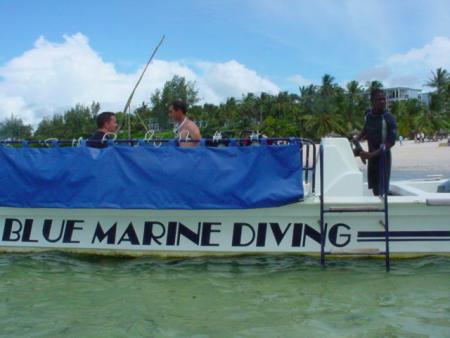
[384,87,421,102]
[418,92,433,106]
[384,87,432,106]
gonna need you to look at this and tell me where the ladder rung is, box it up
[324,207,385,213]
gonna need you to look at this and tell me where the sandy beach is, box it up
[358,139,450,176]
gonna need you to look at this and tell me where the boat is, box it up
[0,137,449,269]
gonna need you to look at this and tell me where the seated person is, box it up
[87,112,118,148]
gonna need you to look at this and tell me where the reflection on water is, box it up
[1,253,449,337]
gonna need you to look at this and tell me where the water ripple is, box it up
[0,253,449,337]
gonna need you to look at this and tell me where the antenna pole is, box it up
[117,35,165,134]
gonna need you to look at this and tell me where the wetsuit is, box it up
[361,110,397,196]
[86,131,107,148]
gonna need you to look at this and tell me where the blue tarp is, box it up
[0,143,303,209]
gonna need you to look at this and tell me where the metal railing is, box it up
[319,143,391,271]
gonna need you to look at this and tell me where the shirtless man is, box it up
[168,100,201,147]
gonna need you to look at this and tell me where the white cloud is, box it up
[0,33,279,124]
[356,66,392,83]
[197,60,279,103]
[356,36,450,89]
[387,36,450,69]
[287,74,316,87]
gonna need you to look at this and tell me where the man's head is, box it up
[97,112,117,132]
[168,100,187,122]
[370,89,386,114]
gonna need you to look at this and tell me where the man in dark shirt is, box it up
[358,89,397,196]
[87,112,118,148]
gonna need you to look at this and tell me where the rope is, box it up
[101,132,117,143]
[44,138,59,147]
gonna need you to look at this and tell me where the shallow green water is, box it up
[0,254,449,337]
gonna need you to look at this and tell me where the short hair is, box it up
[96,112,115,128]
[170,100,187,114]
[370,89,385,102]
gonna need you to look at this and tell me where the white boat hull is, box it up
[1,196,449,257]
[1,138,448,257]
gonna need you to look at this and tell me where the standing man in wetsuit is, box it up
[86,112,118,148]
[168,100,201,147]
[358,89,397,196]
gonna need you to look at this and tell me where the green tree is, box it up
[366,80,384,93]
[320,74,336,97]
[0,115,33,140]
[130,102,153,136]
[301,103,345,139]
[64,104,97,138]
[23,70,448,142]
[34,102,100,139]
[150,75,199,128]
[301,75,346,139]
[426,68,449,93]
[391,99,424,137]
[414,109,449,135]
[426,68,449,116]
[344,80,368,132]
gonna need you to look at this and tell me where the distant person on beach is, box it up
[357,89,397,196]
[86,112,118,148]
[168,100,201,147]
[399,135,403,145]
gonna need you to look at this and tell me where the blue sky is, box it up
[0,0,449,122]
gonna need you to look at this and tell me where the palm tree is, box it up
[302,110,345,140]
[299,85,317,116]
[426,68,450,116]
[426,68,449,94]
[366,80,383,94]
[321,74,336,97]
[299,84,316,97]
[347,80,363,96]
[301,92,345,140]
[414,110,449,136]
[345,80,365,131]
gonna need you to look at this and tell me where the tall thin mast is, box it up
[117,35,165,136]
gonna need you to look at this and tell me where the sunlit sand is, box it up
[358,140,450,173]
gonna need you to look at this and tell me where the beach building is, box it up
[384,87,421,102]
[384,87,433,106]
[418,92,433,106]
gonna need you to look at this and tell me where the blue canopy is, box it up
[0,141,303,209]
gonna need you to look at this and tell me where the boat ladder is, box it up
[318,144,391,271]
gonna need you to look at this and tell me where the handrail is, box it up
[319,144,325,266]
[380,145,391,271]
[0,137,308,145]
[299,138,316,194]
